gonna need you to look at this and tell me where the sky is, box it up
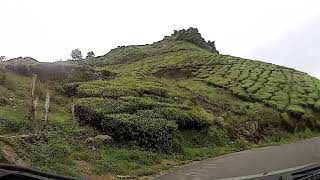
[0,0,319,78]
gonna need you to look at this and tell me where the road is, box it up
[157,137,320,180]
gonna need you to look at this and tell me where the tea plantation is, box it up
[0,28,320,177]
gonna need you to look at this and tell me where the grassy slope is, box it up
[0,38,320,178]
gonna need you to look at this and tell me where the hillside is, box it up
[0,28,320,178]
[5,57,39,64]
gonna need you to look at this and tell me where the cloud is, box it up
[252,18,320,79]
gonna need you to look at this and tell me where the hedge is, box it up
[158,107,213,129]
[315,100,320,111]
[74,76,168,98]
[101,114,178,151]
[74,104,178,151]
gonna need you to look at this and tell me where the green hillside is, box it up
[0,28,320,178]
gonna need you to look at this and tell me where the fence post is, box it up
[29,74,37,121]
[44,91,50,125]
[71,99,75,121]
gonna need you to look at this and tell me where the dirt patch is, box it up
[153,68,193,79]
[76,160,93,175]
[0,142,29,166]
[161,159,177,166]
[86,175,116,180]
[76,161,117,179]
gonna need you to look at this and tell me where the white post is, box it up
[71,99,75,121]
[29,74,37,120]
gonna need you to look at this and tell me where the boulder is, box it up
[85,135,113,148]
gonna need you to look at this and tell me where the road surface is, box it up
[157,137,320,180]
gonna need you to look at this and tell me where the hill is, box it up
[0,27,319,177]
[5,56,38,64]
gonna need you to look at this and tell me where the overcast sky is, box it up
[0,0,319,78]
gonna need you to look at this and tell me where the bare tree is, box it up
[71,48,83,60]
[86,51,95,59]
[0,56,6,61]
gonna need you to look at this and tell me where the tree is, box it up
[0,56,6,61]
[86,51,95,59]
[70,48,83,60]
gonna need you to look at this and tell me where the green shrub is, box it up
[74,95,216,151]
[76,76,168,98]
[4,76,17,91]
[158,107,213,129]
[75,97,164,115]
[234,137,250,151]
[62,83,80,97]
[101,114,178,151]
[286,105,305,118]
[74,103,178,151]
[280,112,295,132]
[0,118,33,134]
[314,100,320,111]
[207,127,229,146]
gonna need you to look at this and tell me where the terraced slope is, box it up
[114,42,320,115]
[64,29,320,153]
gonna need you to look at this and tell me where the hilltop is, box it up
[0,28,319,177]
[5,57,38,64]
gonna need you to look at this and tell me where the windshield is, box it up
[0,1,319,179]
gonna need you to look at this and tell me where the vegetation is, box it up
[0,56,5,62]
[71,48,83,60]
[0,66,5,84]
[0,28,319,178]
[86,51,95,59]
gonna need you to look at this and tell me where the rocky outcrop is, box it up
[165,27,219,54]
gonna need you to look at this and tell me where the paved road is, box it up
[157,137,320,180]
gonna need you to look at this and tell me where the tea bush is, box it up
[74,93,215,151]
[314,100,320,111]
[101,114,178,151]
[112,43,320,121]
[158,107,213,129]
[75,76,168,98]
[74,101,179,151]
[287,105,305,118]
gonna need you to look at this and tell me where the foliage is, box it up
[158,107,213,129]
[71,48,83,60]
[0,56,5,61]
[3,76,17,91]
[0,67,5,85]
[86,51,95,59]
[74,99,179,151]
[74,76,168,98]
[287,105,305,118]
[314,100,320,111]
[74,95,213,151]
